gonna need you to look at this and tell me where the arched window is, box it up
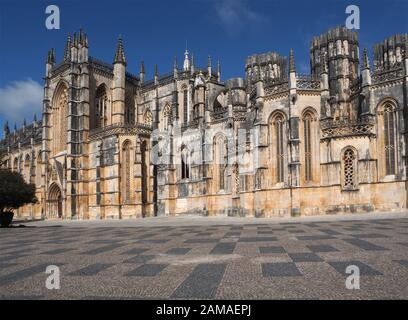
[303,111,315,182]
[95,85,108,128]
[383,104,396,175]
[24,154,30,183]
[342,148,357,190]
[122,141,131,203]
[162,104,171,131]
[31,154,36,184]
[141,140,148,205]
[276,116,285,183]
[181,146,190,180]
[183,88,188,125]
[52,82,68,154]
[125,95,135,125]
[36,152,42,186]
[214,135,228,191]
[270,113,286,184]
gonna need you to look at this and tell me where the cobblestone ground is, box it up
[1,214,408,300]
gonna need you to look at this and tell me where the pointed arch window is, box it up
[24,155,30,183]
[52,83,68,154]
[162,104,171,131]
[214,135,228,191]
[183,89,188,125]
[36,152,42,186]
[122,141,132,203]
[384,104,396,175]
[125,96,135,125]
[31,154,36,184]
[303,112,313,182]
[95,85,108,128]
[275,115,285,183]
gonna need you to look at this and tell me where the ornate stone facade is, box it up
[1,26,407,219]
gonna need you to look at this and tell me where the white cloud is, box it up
[213,0,267,35]
[0,79,43,126]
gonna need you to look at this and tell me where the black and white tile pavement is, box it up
[1,217,408,299]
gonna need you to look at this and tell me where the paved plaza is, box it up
[1,213,408,300]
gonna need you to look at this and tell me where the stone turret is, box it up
[311,26,359,121]
[112,36,126,124]
[373,33,407,71]
[245,51,287,84]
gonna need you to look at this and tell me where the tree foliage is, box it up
[0,169,37,213]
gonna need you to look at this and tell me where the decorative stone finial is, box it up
[114,35,126,65]
[64,33,72,61]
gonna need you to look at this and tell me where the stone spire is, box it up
[64,33,72,61]
[174,56,178,78]
[217,60,221,82]
[114,35,126,65]
[207,55,212,77]
[139,61,145,84]
[174,56,178,70]
[3,121,9,137]
[154,64,159,85]
[362,48,370,70]
[289,48,296,73]
[361,48,372,87]
[191,52,195,74]
[47,48,56,64]
[79,28,84,45]
[183,49,190,71]
[73,32,78,47]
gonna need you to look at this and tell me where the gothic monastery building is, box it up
[1,26,407,219]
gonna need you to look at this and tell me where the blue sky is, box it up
[0,0,407,137]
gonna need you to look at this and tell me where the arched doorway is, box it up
[48,183,63,218]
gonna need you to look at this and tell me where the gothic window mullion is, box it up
[276,118,284,183]
[384,105,396,175]
[304,115,313,182]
